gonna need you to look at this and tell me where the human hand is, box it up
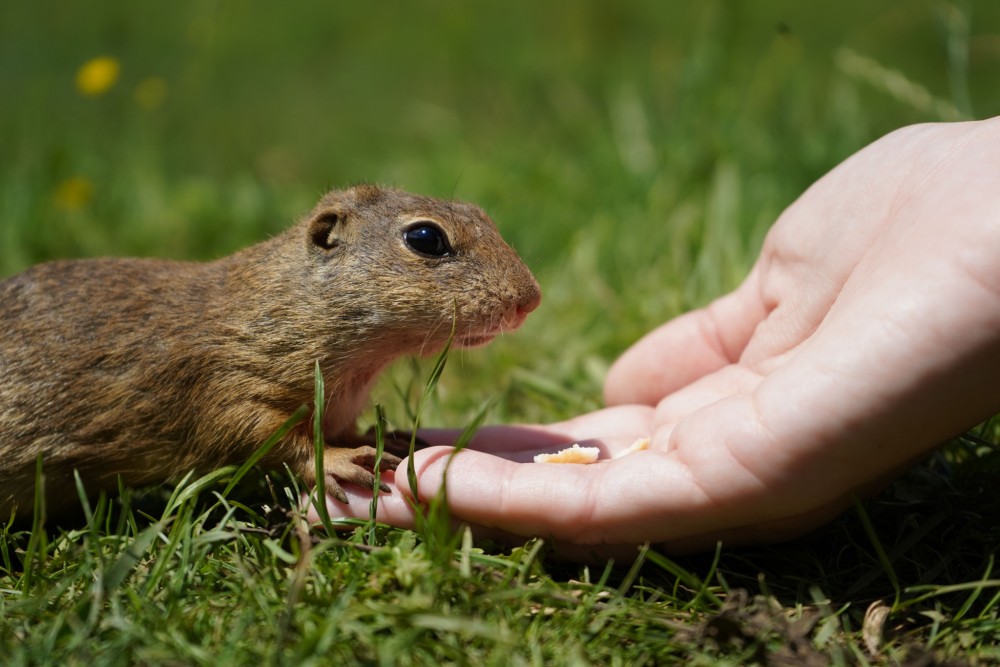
[313,117,1000,557]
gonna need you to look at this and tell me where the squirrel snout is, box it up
[515,277,542,317]
[516,287,541,317]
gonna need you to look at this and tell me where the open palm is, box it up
[321,118,1000,557]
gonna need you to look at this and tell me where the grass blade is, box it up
[102,520,164,592]
[952,554,994,623]
[418,394,498,546]
[434,394,498,509]
[222,403,309,498]
[853,496,901,609]
[166,467,234,517]
[645,548,722,608]
[405,305,457,503]
[311,361,335,535]
[20,454,48,593]
[368,403,389,543]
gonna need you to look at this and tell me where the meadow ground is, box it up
[3,1,1000,664]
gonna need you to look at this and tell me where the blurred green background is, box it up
[3,0,999,421]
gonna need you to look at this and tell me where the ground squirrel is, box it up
[0,185,541,517]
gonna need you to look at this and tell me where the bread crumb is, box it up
[612,437,651,459]
[533,444,600,464]
[533,437,651,464]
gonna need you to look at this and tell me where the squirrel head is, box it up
[299,184,541,354]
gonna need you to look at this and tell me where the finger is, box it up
[603,269,766,406]
[302,479,645,563]
[393,446,726,546]
[303,468,545,535]
[417,405,657,455]
[652,363,764,424]
[415,425,569,451]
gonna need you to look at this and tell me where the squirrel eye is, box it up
[404,223,452,257]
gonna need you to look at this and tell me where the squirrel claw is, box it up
[322,474,350,504]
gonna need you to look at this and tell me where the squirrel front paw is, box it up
[319,446,401,504]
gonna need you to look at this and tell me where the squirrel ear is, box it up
[308,210,343,251]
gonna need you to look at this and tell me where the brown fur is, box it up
[0,185,541,516]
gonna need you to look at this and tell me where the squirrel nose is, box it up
[515,281,542,317]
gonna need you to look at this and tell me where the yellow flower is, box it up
[54,177,94,211]
[134,76,168,111]
[76,56,120,97]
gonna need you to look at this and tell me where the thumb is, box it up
[604,268,765,406]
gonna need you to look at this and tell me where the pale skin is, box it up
[313,117,1000,559]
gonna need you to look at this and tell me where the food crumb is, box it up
[612,437,651,459]
[533,444,600,464]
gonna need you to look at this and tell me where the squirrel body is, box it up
[0,185,540,516]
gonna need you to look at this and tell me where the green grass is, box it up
[4,0,1000,663]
